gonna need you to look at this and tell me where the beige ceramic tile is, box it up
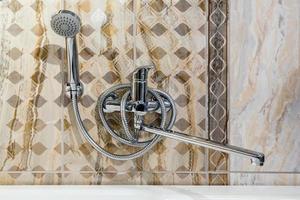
[0,0,63,172]
[0,172,62,185]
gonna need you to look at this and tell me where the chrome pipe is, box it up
[142,126,265,166]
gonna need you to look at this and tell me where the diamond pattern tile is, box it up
[8,0,23,13]
[175,71,191,84]
[150,0,167,12]
[174,47,191,60]
[7,142,22,158]
[7,71,24,84]
[102,49,119,61]
[175,143,189,155]
[35,95,47,108]
[82,119,95,131]
[102,71,119,84]
[32,142,47,155]
[175,0,191,12]
[6,119,23,131]
[7,47,22,60]
[151,70,167,84]
[151,47,167,59]
[81,24,95,37]
[175,23,191,36]
[7,95,22,108]
[7,24,23,36]
[80,71,96,84]
[174,118,191,131]
[34,119,46,132]
[80,95,95,108]
[151,23,167,36]
[175,94,189,107]
[79,47,95,60]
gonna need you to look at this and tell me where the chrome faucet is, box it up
[87,65,264,165]
[51,10,264,166]
[115,67,264,166]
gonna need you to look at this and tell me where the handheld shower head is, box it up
[51,10,81,38]
[51,10,82,99]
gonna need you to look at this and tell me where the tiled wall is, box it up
[2,0,299,186]
[0,0,229,185]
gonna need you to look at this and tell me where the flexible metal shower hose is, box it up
[72,84,176,160]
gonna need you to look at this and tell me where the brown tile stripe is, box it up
[207,0,228,185]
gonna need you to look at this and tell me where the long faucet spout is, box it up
[142,126,265,166]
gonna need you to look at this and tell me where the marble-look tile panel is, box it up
[230,173,300,185]
[0,0,63,172]
[229,0,300,177]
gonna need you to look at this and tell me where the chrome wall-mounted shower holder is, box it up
[51,10,265,166]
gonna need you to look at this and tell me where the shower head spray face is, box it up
[51,10,81,38]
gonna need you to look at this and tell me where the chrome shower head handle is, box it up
[51,10,83,99]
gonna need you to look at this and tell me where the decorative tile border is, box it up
[207,0,228,185]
